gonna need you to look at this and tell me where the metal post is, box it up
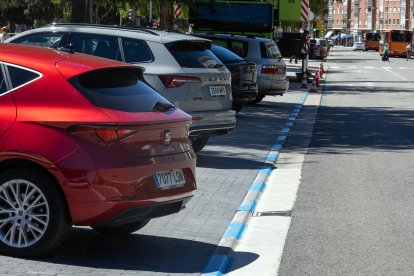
[149,0,153,25]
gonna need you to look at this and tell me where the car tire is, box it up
[190,137,209,153]
[92,219,150,235]
[0,168,70,257]
[251,95,265,104]
[232,102,244,113]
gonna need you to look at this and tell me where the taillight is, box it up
[261,65,278,74]
[159,75,201,88]
[67,125,136,146]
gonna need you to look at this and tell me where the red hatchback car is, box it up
[0,44,196,257]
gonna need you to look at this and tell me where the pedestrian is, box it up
[0,27,7,43]
[406,42,411,61]
[382,43,390,62]
[289,54,298,64]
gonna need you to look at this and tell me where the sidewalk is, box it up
[203,51,330,276]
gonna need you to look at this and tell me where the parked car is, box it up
[210,45,258,112]
[353,41,365,51]
[310,38,328,59]
[7,24,236,152]
[194,33,289,104]
[0,44,197,257]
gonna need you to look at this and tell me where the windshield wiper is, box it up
[153,101,175,112]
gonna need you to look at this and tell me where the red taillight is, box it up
[159,75,201,88]
[68,125,135,146]
[261,65,278,74]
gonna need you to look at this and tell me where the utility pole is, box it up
[405,0,410,30]
[347,0,352,33]
[149,0,153,24]
[372,0,376,30]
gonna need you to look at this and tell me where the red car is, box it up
[0,44,196,257]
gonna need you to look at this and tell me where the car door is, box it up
[0,63,16,138]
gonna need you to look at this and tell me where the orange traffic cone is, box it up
[318,68,323,79]
[300,75,308,89]
[310,77,318,92]
[320,63,325,74]
[315,71,320,87]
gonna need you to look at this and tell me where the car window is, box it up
[69,33,122,61]
[260,42,281,59]
[7,64,41,89]
[11,32,64,48]
[0,65,7,94]
[230,40,248,57]
[121,38,153,63]
[209,38,229,48]
[69,67,173,113]
[168,41,224,69]
[211,45,244,63]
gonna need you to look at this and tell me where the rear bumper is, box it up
[189,109,236,138]
[257,77,289,96]
[232,86,259,103]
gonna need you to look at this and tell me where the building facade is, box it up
[328,0,414,34]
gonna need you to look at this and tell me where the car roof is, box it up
[194,33,272,43]
[10,23,210,44]
[0,43,136,77]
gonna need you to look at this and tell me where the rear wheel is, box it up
[92,219,150,235]
[0,168,70,257]
[251,95,265,104]
[191,137,209,153]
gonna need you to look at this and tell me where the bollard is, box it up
[300,75,308,89]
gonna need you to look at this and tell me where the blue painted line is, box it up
[250,181,266,192]
[259,167,272,175]
[202,254,230,276]
[288,117,296,121]
[272,144,282,151]
[266,153,279,163]
[238,200,257,213]
[281,127,290,133]
[294,108,301,113]
[223,223,246,239]
[291,112,299,116]
[296,104,302,109]
[286,121,294,127]
[277,135,287,141]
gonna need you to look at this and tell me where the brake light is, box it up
[159,75,201,88]
[68,125,135,146]
[261,65,278,74]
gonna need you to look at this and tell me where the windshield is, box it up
[168,41,224,69]
[193,2,272,33]
[366,33,380,41]
[391,31,412,42]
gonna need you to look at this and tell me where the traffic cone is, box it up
[300,74,308,89]
[320,63,325,74]
[318,68,323,79]
[310,78,318,92]
[315,71,320,87]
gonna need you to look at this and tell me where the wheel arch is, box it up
[0,157,72,222]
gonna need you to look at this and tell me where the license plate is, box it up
[277,67,286,74]
[153,169,185,190]
[209,86,226,96]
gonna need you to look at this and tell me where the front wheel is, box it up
[190,137,209,153]
[92,220,150,235]
[0,168,70,257]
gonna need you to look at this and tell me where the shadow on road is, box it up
[30,227,258,274]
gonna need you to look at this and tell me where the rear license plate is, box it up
[277,67,286,74]
[153,169,185,190]
[209,86,226,96]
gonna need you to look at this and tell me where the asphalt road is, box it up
[278,47,414,275]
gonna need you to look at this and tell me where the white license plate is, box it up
[153,169,185,190]
[209,86,226,96]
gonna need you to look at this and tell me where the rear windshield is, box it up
[69,67,173,113]
[211,45,244,63]
[168,41,224,69]
[318,40,327,46]
[260,42,281,59]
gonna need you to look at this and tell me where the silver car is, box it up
[7,24,235,152]
[195,33,289,104]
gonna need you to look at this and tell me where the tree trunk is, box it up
[71,0,86,23]
[160,0,173,30]
[405,0,410,30]
[346,0,352,33]
[372,0,376,30]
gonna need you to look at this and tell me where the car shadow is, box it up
[28,227,258,274]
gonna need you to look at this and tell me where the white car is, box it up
[353,42,365,51]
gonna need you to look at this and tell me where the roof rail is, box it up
[42,23,160,36]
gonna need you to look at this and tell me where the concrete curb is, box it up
[202,90,311,276]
